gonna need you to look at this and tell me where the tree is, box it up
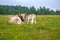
[55,10,60,15]
[0,5,60,15]
[29,6,36,14]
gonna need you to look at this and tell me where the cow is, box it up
[9,15,24,24]
[26,14,36,24]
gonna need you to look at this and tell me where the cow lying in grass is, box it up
[9,15,24,24]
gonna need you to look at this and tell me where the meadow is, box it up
[0,15,60,40]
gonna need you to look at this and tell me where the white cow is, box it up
[9,16,24,24]
[27,14,36,24]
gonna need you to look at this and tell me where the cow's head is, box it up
[18,14,27,21]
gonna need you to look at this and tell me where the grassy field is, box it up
[0,15,60,40]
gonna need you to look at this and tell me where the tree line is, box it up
[0,5,60,15]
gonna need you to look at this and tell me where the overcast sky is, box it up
[0,0,60,10]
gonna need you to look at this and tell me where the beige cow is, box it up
[9,15,24,24]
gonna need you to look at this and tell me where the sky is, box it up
[0,0,60,11]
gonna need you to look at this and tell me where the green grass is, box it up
[0,15,60,40]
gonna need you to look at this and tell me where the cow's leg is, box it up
[27,19,30,24]
[34,20,36,24]
[30,19,34,24]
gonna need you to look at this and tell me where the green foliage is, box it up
[0,15,60,40]
[55,10,60,15]
[0,5,60,15]
[29,6,37,14]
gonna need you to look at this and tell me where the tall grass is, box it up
[0,15,60,40]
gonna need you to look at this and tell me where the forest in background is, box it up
[0,5,60,15]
